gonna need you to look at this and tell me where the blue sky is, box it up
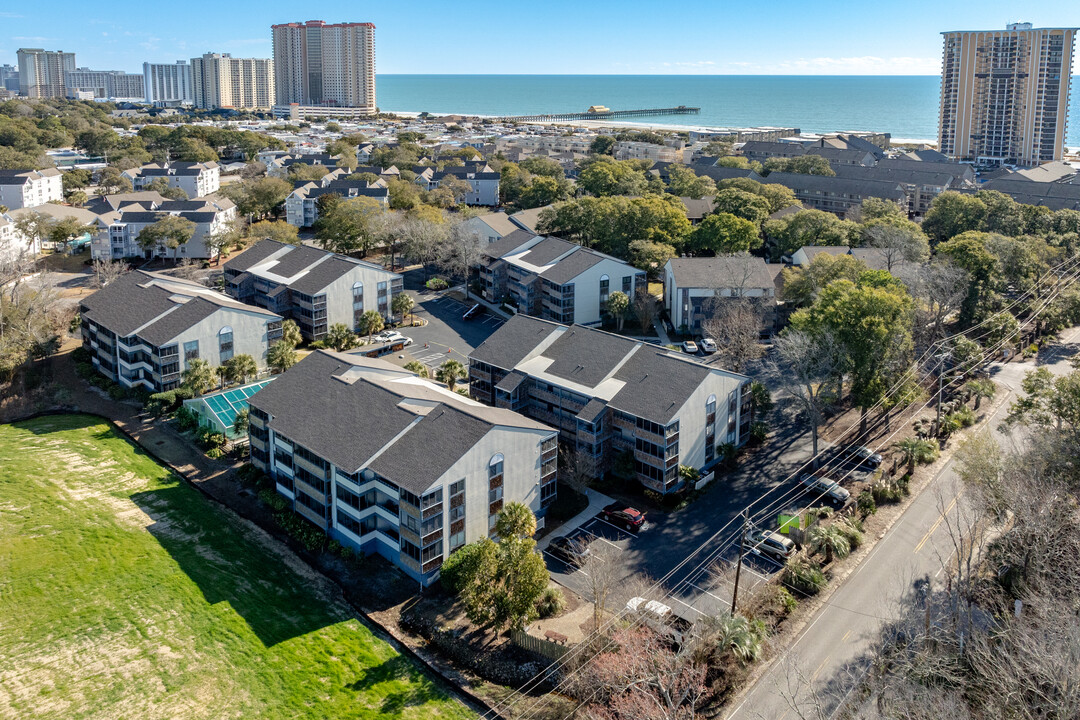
[2,1,1079,75]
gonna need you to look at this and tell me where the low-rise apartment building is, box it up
[469,315,752,494]
[0,168,63,210]
[79,270,283,392]
[413,162,500,206]
[760,172,907,219]
[248,350,558,585]
[478,232,647,327]
[90,196,237,261]
[122,161,220,198]
[663,256,777,333]
[223,240,402,341]
[284,180,389,227]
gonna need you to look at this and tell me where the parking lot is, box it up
[399,293,505,369]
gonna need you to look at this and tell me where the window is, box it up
[352,280,364,308]
[599,274,610,305]
[449,531,465,551]
[622,275,632,293]
[218,326,233,362]
[183,340,199,365]
[488,453,504,479]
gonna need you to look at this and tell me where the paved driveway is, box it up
[401,292,504,368]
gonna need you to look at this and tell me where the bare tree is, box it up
[91,259,130,288]
[633,287,658,335]
[774,329,844,465]
[701,297,765,373]
[439,219,484,288]
[400,217,447,279]
[578,541,624,632]
[862,222,931,272]
[898,261,968,351]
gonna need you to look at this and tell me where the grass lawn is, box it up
[0,414,473,720]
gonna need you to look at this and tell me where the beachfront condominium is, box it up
[143,61,193,106]
[939,23,1077,167]
[271,20,376,112]
[190,53,274,110]
[64,68,145,101]
[248,350,558,585]
[17,48,75,98]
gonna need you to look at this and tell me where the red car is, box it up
[602,502,646,532]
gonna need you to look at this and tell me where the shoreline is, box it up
[379,109,939,145]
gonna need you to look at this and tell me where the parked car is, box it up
[835,444,883,470]
[699,337,717,354]
[626,596,672,619]
[745,529,796,561]
[800,474,851,506]
[463,303,482,320]
[547,535,591,566]
[602,502,646,532]
[372,331,413,347]
[681,340,699,354]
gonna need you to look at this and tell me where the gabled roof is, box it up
[471,212,518,237]
[480,229,539,259]
[665,256,775,290]
[0,168,62,185]
[508,205,549,233]
[762,171,906,200]
[470,316,748,425]
[79,270,279,342]
[249,350,551,491]
[223,239,400,293]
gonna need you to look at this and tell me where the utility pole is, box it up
[935,351,950,433]
[731,510,747,614]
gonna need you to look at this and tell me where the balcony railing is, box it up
[293,477,328,505]
[295,502,327,530]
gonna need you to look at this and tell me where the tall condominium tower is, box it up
[939,23,1077,167]
[271,20,376,111]
[190,53,275,110]
[143,61,193,106]
[17,48,76,98]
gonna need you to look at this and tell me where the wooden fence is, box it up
[510,629,571,661]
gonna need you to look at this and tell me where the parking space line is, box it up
[687,581,728,604]
[592,516,637,537]
[576,524,623,549]
[670,597,709,617]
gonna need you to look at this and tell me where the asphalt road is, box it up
[400,292,504,369]
[726,327,1080,720]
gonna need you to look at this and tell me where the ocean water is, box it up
[375,74,1080,145]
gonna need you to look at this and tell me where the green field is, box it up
[0,415,473,720]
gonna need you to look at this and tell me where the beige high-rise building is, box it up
[271,20,376,112]
[17,48,76,98]
[939,23,1077,167]
[190,53,274,110]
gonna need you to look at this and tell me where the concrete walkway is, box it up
[448,284,513,320]
[653,319,673,346]
[537,487,614,550]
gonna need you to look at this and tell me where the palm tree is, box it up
[808,524,851,565]
[233,408,250,436]
[967,378,996,410]
[703,613,766,663]
[358,310,385,344]
[280,319,303,348]
[181,358,216,396]
[403,361,429,378]
[392,292,415,325]
[894,437,938,475]
[494,501,537,540]
[435,359,466,391]
[267,341,298,374]
[225,354,257,385]
[325,323,360,351]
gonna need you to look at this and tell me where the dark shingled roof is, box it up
[223,239,288,272]
[666,256,775,290]
[495,370,528,393]
[78,271,178,337]
[288,256,357,294]
[470,314,559,370]
[611,347,711,424]
[543,326,637,387]
[481,229,537,259]
[577,398,608,423]
[519,237,576,266]
[136,297,217,346]
[250,352,418,475]
[762,172,906,200]
[266,245,331,279]
[538,247,605,285]
[368,404,492,493]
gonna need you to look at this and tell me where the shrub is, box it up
[857,490,877,517]
[175,406,200,432]
[535,587,566,618]
[206,447,224,459]
[258,488,289,512]
[749,421,770,445]
[72,346,92,364]
[872,481,905,505]
[716,442,739,470]
[950,406,976,428]
[275,512,324,552]
[777,587,799,614]
[107,384,129,401]
[236,463,266,487]
[75,362,95,380]
[781,557,827,595]
[425,277,449,291]
[836,517,865,550]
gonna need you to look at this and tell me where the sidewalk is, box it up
[537,487,614,550]
[653,319,673,346]
[448,284,513,320]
